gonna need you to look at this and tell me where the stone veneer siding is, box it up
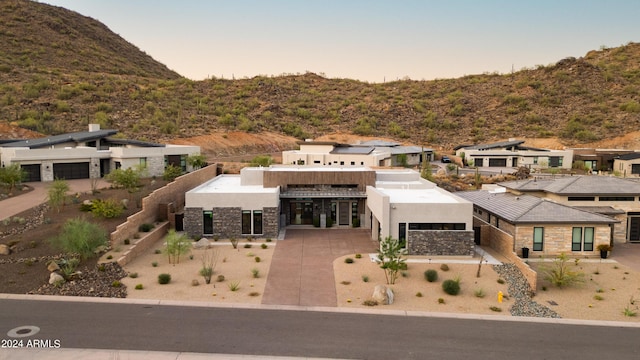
[184,207,203,239]
[407,230,475,256]
[184,206,279,240]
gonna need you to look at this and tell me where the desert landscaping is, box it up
[102,234,640,323]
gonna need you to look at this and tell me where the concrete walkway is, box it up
[262,228,378,307]
[0,179,108,221]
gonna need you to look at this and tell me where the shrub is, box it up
[164,229,191,264]
[442,278,461,295]
[490,306,502,312]
[158,273,171,284]
[474,288,486,298]
[362,299,378,306]
[248,291,260,297]
[152,261,158,267]
[154,249,162,254]
[542,253,585,287]
[111,280,122,288]
[254,256,261,263]
[355,253,362,259]
[440,264,450,271]
[230,238,239,249]
[47,179,69,212]
[217,274,225,282]
[251,268,260,278]
[106,255,113,260]
[594,295,604,301]
[91,198,124,219]
[129,272,138,278]
[266,238,272,242]
[261,244,268,249]
[139,223,155,232]
[124,239,130,245]
[424,269,438,282]
[497,278,505,284]
[135,284,143,290]
[438,298,445,304]
[416,292,423,297]
[228,281,240,291]
[244,244,252,248]
[163,164,183,182]
[49,218,108,259]
[345,257,354,264]
[362,275,369,282]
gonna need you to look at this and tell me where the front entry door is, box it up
[338,201,350,226]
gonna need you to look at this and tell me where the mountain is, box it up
[1,0,639,152]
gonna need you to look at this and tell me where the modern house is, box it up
[0,124,201,182]
[184,165,474,256]
[612,152,640,177]
[457,189,617,258]
[498,175,640,243]
[454,139,573,170]
[282,140,433,168]
[572,148,634,173]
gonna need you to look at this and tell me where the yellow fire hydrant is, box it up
[498,291,503,303]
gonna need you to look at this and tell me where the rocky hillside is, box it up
[0,0,639,152]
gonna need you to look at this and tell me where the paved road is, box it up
[2,298,639,359]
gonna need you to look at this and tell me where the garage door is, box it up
[488,158,507,167]
[21,164,41,182]
[53,162,90,180]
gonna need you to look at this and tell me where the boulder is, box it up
[372,285,394,305]
[0,244,10,255]
[48,272,65,285]
[121,198,129,209]
[47,261,60,272]
[193,238,211,249]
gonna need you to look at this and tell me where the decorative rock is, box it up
[47,261,60,272]
[0,244,10,255]
[372,285,394,305]
[49,272,64,285]
[191,279,200,286]
[193,238,211,249]
[121,199,129,209]
[82,199,93,206]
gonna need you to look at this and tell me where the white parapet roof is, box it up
[188,175,278,194]
[376,187,465,204]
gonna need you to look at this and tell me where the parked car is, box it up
[441,156,451,163]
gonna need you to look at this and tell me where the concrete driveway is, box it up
[262,228,378,307]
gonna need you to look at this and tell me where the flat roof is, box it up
[268,165,373,172]
[376,188,463,204]
[188,175,278,194]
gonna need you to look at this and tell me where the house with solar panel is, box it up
[281,140,433,168]
[0,124,200,182]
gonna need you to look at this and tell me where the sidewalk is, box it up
[0,179,109,221]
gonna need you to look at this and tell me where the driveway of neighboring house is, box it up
[610,242,640,272]
[0,179,108,221]
[262,228,378,307]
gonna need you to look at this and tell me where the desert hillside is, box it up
[0,0,639,154]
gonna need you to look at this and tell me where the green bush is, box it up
[442,278,461,295]
[49,218,108,259]
[440,264,450,271]
[158,273,171,284]
[424,269,438,282]
[91,198,124,219]
[139,223,155,232]
[163,164,183,182]
[135,284,143,290]
[254,256,261,263]
[344,257,354,264]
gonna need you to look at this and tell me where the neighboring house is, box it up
[457,189,617,258]
[184,166,474,256]
[572,148,634,173]
[455,139,573,170]
[282,140,433,168]
[0,124,200,182]
[498,175,640,243]
[613,152,640,177]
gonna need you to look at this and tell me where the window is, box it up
[313,160,321,164]
[340,161,344,165]
[572,227,595,251]
[242,211,252,235]
[584,160,597,170]
[533,227,544,251]
[253,210,263,235]
[408,223,466,230]
[350,161,355,165]
[533,157,538,165]
[599,196,635,201]
[632,164,640,175]
[549,156,562,167]
[203,211,213,235]
[572,227,582,251]
[398,223,406,248]
[139,157,147,168]
[296,160,305,165]
[568,196,595,201]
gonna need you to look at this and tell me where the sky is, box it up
[43,0,638,83]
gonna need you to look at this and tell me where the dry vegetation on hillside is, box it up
[0,0,639,154]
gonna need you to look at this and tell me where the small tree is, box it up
[377,236,405,285]
[165,230,191,264]
[187,154,207,170]
[47,179,70,213]
[542,253,585,287]
[49,218,108,259]
[420,152,434,182]
[0,164,26,191]
[199,248,219,284]
[163,164,183,182]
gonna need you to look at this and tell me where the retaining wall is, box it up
[116,221,169,266]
